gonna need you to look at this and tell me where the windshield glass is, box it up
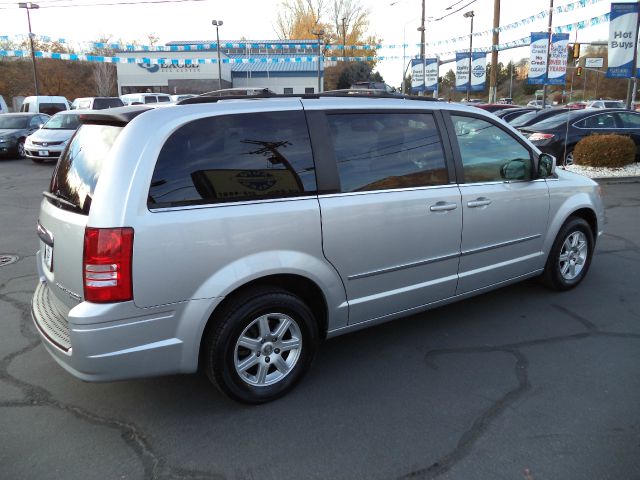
[509,110,541,127]
[0,116,29,129]
[44,114,81,130]
[49,124,122,214]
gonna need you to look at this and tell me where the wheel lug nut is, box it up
[256,352,260,357]
[275,349,280,354]
[265,357,270,363]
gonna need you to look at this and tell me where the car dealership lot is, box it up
[1,158,639,480]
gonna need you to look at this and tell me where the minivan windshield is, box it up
[0,116,29,129]
[49,124,122,214]
[43,114,81,130]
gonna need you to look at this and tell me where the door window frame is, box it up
[305,108,457,195]
[441,110,537,185]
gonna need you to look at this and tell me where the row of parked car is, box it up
[469,102,640,164]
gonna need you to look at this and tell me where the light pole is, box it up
[19,2,40,96]
[212,20,223,89]
[463,10,474,102]
[541,0,554,108]
[341,17,347,59]
[311,28,325,93]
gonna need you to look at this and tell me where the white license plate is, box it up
[39,150,49,156]
[44,243,53,271]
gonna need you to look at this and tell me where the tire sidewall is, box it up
[212,292,318,403]
[547,218,594,290]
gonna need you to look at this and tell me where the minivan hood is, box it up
[29,129,75,142]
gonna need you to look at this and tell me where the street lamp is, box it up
[212,19,223,89]
[19,2,40,96]
[463,10,475,102]
[311,28,325,93]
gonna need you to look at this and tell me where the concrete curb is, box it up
[595,176,640,185]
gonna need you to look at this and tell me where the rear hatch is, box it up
[37,107,149,310]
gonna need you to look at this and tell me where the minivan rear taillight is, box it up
[83,227,134,303]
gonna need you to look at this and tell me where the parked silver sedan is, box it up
[25,110,84,163]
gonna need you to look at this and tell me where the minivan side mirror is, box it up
[537,153,556,178]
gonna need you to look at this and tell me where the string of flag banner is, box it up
[0,0,606,53]
[0,10,612,66]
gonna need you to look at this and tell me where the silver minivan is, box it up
[33,95,604,403]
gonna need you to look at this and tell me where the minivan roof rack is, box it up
[177,90,441,105]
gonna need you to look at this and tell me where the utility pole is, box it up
[311,28,325,93]
[541,0,554,108]
[626,1,640,109]
[19,3,40,97]
[464,11,475,102]
[489,0,500,103]
[212,20,223,89]
[419,0,426,96]
[342,17,347,59]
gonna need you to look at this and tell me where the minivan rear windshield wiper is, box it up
[43,191,84,214]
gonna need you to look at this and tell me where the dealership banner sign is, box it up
[455,52,486,92]
[607,2,639,78]
[411,59,425,92]
[548,33,570,85]
[424,58,439,91]
[528,32,549,84]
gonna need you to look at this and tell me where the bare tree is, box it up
[93,63,117,96]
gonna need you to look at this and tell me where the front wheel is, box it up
[542,217,594,291]
[203,287,318,403]
[16,139,25,159]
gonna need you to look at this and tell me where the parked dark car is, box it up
[0,113,49,158]
[521,108,640,164]
[494,107,538,122]
[508,107,570,129]
[350,81,397,93]
[474,103,520,113]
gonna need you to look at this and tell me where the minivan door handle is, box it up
[429,201,458,212]
[467,198,492,208]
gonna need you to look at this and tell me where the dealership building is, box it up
[116,39,323,95]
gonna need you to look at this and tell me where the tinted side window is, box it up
[451,115,532,183]
[149,111,316,208]
[144,97,158,104]
[615,112,640,128]
[577,113,617,128]
[327,113,448,192]
[157,96,170,103]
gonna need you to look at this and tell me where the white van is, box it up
[20,96,70,115]
[120,93,171,105]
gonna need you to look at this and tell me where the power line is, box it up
[0,0,207,8]
[435,0,477,21]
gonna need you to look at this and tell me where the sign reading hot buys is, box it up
[607,2,639,78]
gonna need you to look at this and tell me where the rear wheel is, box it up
[564,148,574,166]
[542,217,594,291]
[203,287,318,403]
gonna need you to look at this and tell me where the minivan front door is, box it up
[447,114,549,294]
[310,110,462,325]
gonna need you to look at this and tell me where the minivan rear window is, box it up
[49,124,122,214]
[93,98,124,109]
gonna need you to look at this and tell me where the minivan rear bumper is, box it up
[31,279,215,382]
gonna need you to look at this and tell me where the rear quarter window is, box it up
[148,111,317,208]
[49,124,122,214]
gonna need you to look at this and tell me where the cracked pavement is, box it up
[1,159,639,480]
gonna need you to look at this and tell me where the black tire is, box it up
[16,139,26,159]
[203,287,319,404]
[542,217,594,291]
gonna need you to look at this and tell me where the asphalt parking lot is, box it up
[1,157,639,480]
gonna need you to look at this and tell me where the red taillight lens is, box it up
[528,133,555,142]
[83,227,134,303]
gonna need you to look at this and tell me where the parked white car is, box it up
[586,100,625,109]
[25,110,84,163]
